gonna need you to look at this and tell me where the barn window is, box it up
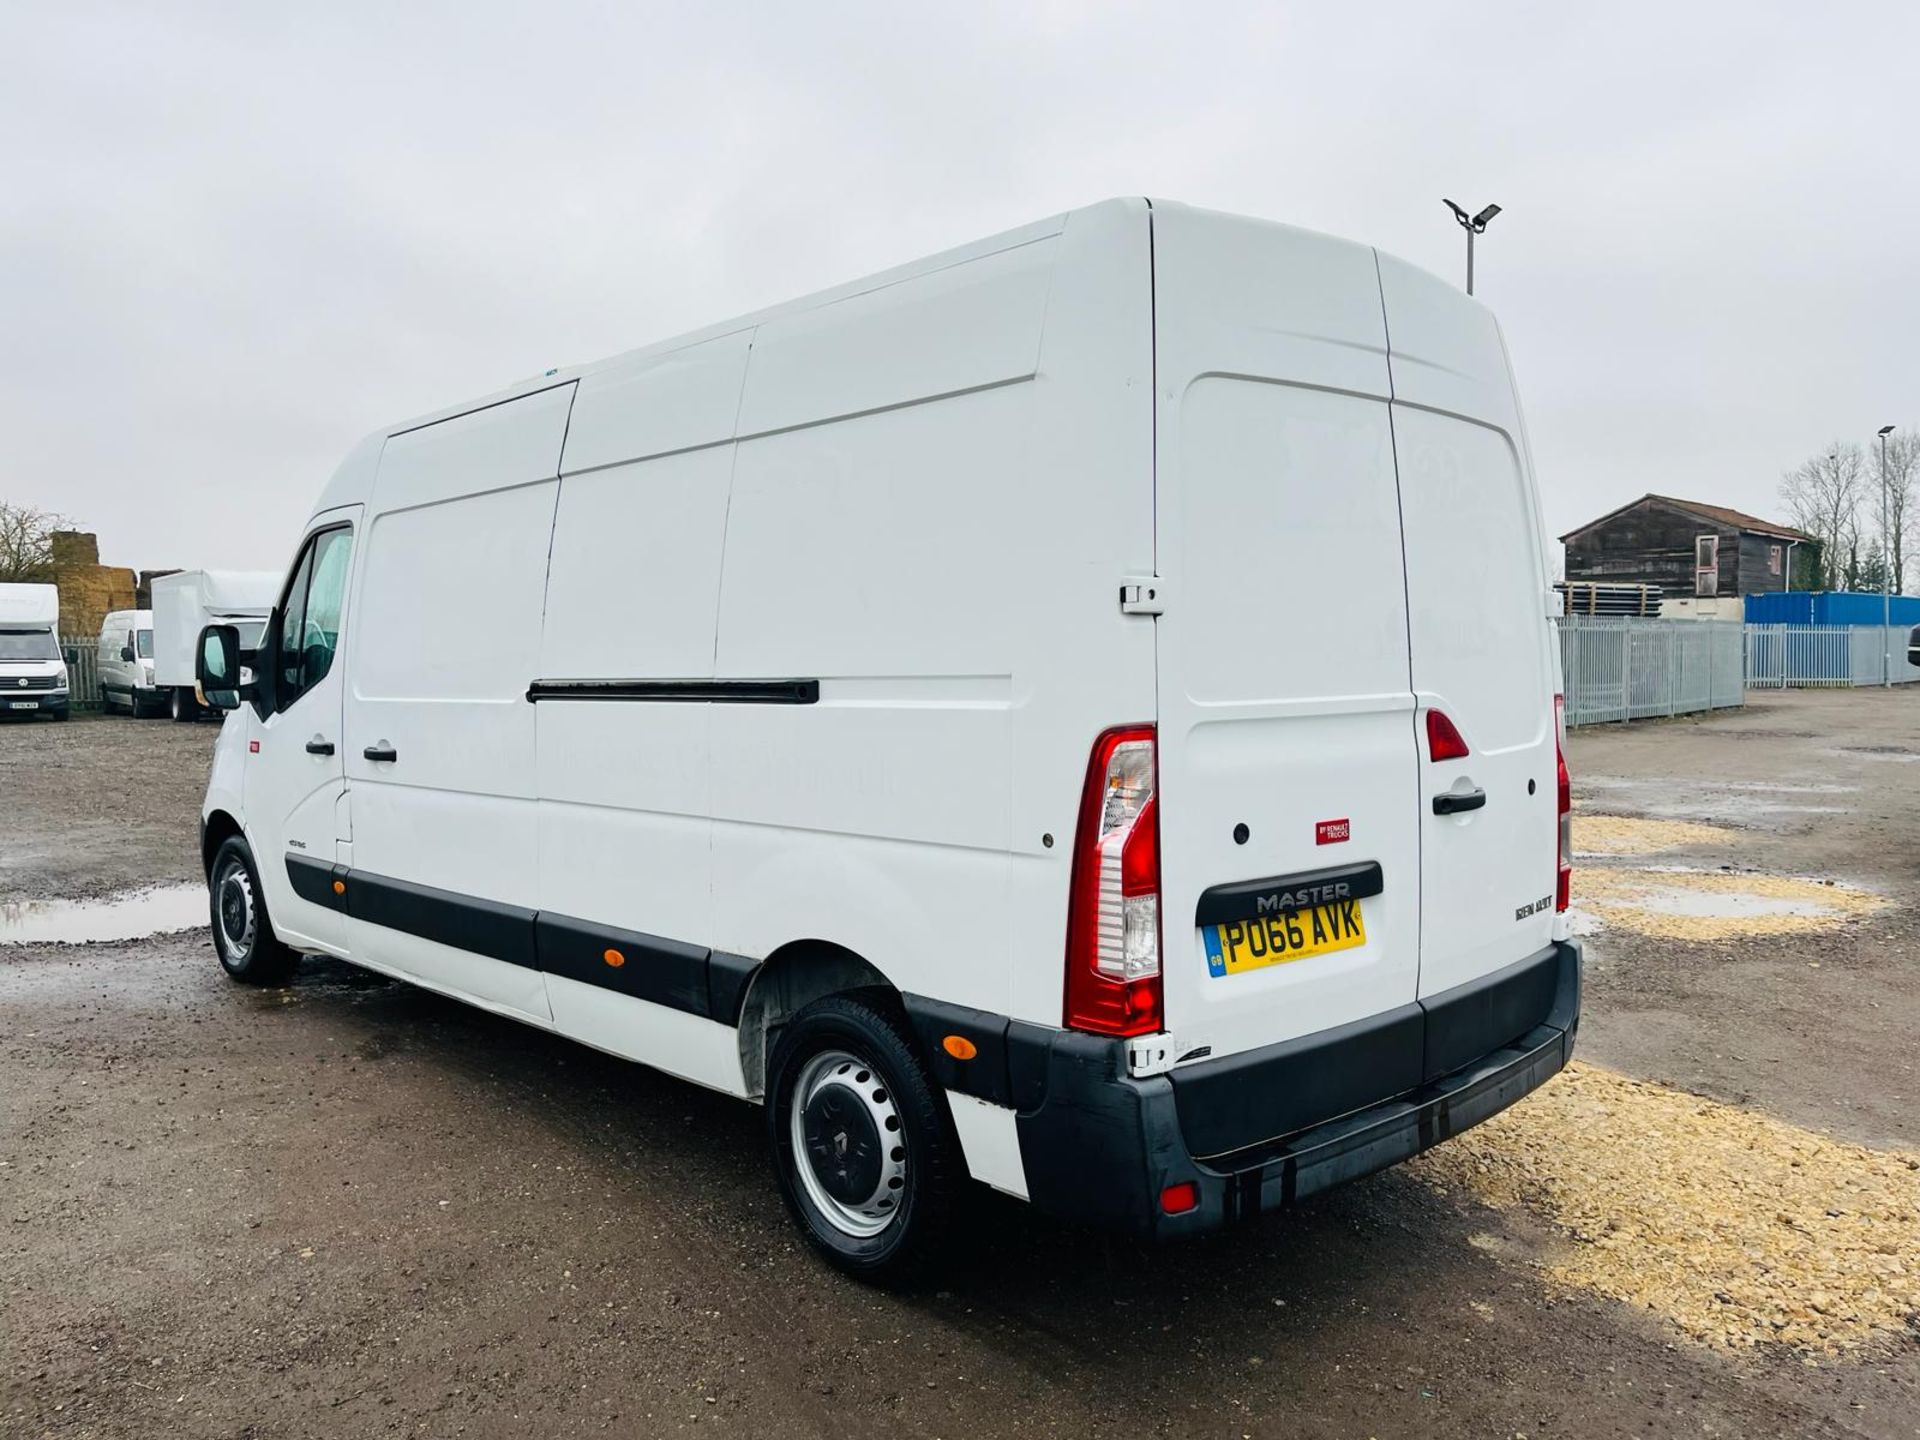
[1769,544,1782,575]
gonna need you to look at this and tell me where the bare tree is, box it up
[1876,429,1920,594]
[0,502,69,583]
[1781,444,1868,590]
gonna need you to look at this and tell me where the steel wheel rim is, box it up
[216,861,256,962]
[789,1048,907,1239]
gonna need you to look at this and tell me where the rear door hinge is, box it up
[1120,575,1164,616]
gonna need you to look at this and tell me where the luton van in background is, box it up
[193,198,1579,1279]
[152,570,278,721]
[0,583,68,720]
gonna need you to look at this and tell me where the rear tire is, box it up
[208,836,299,986]
[767,991,963,1284]
[169,687,195,722]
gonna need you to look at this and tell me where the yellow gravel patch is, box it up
[1575,813,1732,856]
[1416,1062,1920,1353]
[1573,867,1883,941]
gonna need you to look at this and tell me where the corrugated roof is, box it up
[1560,494,1813,544]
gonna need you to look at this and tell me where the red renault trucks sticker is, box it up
[1316,818,1350,846]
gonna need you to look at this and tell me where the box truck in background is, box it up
[0,583,69,720]
[153,571,278,722]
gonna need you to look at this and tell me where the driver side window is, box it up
[277,526,353,710]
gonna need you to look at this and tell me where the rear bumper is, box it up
[1003,940,1581,1237]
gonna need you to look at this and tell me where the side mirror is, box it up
[196,624,249,711]
[120,644,135,663]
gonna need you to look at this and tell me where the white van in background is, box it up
[96,609,159,716]
[152,570,278,721]
[195,199,1579,1280]
[0,583,69,720]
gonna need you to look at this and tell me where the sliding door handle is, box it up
[1433,788,1487,815]
[362,743,398,763]
[304,736,335,756]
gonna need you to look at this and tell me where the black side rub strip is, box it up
[1194,861,1384,928]
[282,858,759,1025]
[285,854,349,913]
[353,870,538,970]
[526,678,819,705]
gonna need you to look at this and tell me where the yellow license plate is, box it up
[1203,899,1366,978]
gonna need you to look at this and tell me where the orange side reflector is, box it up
[603,948,626,968]
[942,1034,977,1061]
[331,880,345,895]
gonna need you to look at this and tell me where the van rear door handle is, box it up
[363,743,398,763]
[1433,788,1487,815]
[304,736,335,756]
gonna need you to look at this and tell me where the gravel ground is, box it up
[3,694,1919,1438]
[0,712,216,902]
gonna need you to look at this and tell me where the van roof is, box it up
[314,199,1472,515]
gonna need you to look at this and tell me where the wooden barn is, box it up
[1560,495,1812,617]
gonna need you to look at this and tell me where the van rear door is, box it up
[1149,205,1422,1069]
[1377,254,1560,1002]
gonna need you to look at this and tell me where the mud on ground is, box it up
[2,692,1919,1438]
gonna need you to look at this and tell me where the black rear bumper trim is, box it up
[1013,939,1581,1237]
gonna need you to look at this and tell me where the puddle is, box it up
[1575,777,1856,822]
[1572,867,1883,940]
[0,884,207,945]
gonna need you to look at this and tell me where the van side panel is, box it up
[341,385,574,1020]
[534,338,749,1077]
[710,201,1155,1028]
[1003,198,1157,1028]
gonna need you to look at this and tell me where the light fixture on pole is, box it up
[1880,424,1896,686]
[1443,199,1501,295]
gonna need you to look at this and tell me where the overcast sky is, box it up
[4,1,1916,575]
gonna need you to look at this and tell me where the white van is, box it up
[0,583,69,720]
[195,199,1579,1279]
[152,570,279,721]
[97,609,160,716]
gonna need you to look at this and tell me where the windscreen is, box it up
[0,628,58,661]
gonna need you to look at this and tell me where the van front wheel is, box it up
[208,836,298,986]
[767,992,962,1283]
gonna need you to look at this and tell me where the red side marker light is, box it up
[1426,709,1469,762]
[1160,1181,1199,1216]
[248,740,260,753]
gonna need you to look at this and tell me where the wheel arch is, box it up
[201,808,245,877]
[736,939,899,1099]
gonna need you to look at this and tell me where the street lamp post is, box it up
[1881,424,1897,686]
[1443,200,1501,295]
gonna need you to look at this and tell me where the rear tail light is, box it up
[1064,725,1162,1037]
[1426,708,1470,762]
[1554,695,1572,912]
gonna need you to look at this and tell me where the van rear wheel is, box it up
[767,992,962,1284]
[208,836,298,986]
[169,687,195,722]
